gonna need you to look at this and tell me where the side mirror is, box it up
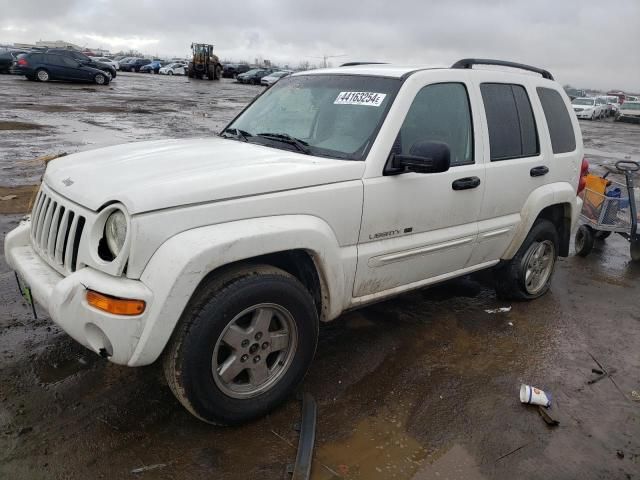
[387,141,451,175]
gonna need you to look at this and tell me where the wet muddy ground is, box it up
[1,72,639,479]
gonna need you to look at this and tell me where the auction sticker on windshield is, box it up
[334,91,387,107]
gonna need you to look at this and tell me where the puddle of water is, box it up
[313,415,428,479]
[34,352,94,384]
[411,444,485,480]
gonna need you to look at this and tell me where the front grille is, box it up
[30,188,86,275]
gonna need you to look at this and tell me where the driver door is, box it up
[354,81,485,298]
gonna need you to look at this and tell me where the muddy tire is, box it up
[168,71,174,76]
[575,225,595,257]
[163,265,319,425]
[494,219,559,300]
[214,64,223,80]
[35,68,50,82]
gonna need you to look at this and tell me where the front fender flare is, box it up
[128,215,348,366]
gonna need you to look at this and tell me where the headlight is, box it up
[105,210,127,257]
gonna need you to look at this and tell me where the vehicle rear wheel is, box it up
[214,64,223,80]
[494,219,559,300]
[575,225,595,257]
[35,68,50,82]
[168,71,174,75]
[94,73,108,85]
[163,265,319,425]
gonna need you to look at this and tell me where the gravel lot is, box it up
[1,72,639,480]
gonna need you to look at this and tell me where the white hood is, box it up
[44,137,365,214]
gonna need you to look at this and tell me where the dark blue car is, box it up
[12,52,111,85]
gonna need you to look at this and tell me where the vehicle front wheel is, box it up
[94,73,108,85]
[631,239,640,261]
[35,68,50,82]
[575,225,595,257]
[163,265,319,425]
[494,219,559,300]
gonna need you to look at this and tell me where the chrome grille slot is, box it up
[29,187,87,276]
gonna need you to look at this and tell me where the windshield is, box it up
[623,102,640,110]
[223,74,400,160]
[572,98,595,106]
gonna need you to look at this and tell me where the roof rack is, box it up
[340,62,388,67]
[451,58,554,81]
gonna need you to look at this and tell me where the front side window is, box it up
[393,83,474,166]
[224,74,401,160]
[481,83,539,161]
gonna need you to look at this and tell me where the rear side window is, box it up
[536,87,576,154]
[481,83,539,161]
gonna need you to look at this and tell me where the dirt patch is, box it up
[0,121,42,131]
[0,185,38,214]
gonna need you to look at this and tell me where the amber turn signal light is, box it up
[86,290,145,316]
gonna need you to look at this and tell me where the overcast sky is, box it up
[1,0,639,91]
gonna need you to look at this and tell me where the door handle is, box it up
[452,176,481,190]
[530,166,549,177]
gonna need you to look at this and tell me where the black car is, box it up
[0,50,27,73]
[120,58,151,72]
[236,68,275,84]
[44,48,117,79]
[222,63,251,78]
[12,52,111,85]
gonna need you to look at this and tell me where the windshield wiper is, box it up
[221,128,252,142]
[256,132,311,154]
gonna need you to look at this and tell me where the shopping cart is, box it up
[575,160,640,260]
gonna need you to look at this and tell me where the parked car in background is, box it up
[222,63,251,78]
[626,96,638,102]
[91,56,120,71]
[236,68,274,84]
[572,97,604,120]
[117,57,136,69]
[260,70,291,86]
[615,101,640,123]
[120,58,151,72]
[139,60,164,74]
[45,49,117,79]
[12,52,111,85]
[159,63,186,75]
[565,87,586,100]
[599,96,621,117]
[0,50,27,73]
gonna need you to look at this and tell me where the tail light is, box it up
[17,58,28,66]
[577,157,589,195]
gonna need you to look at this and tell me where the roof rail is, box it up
[340,62,388,67]
[451,58,554,81]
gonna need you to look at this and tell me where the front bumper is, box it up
[5,221,153,366]
[574,109,595,119]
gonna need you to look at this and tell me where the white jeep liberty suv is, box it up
[5,59,586,424]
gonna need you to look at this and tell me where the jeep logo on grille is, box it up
[62,177,74,187]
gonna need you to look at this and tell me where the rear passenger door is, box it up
[469,81,548,265]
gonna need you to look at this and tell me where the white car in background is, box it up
[615,101,640,123]
[91,57,120,71]
[260,70,292,86]
[600,96,621,117]
[571,97,604,120]
[159,63,186,75]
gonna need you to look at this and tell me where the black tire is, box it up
[35,68,50,82]
[594,230,612,240]
[631,239,640,262]
[94,73,108,85]
[163,265,319,425]
[494,219,559,300]
[169,71,174,76]
[575,225,595,257]
[214,65,223,80]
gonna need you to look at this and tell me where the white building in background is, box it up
[35,40,82,50]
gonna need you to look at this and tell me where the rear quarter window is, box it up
[536,87,576,154]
